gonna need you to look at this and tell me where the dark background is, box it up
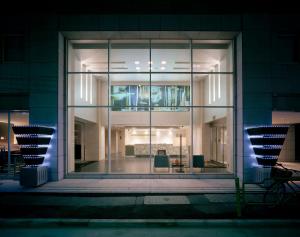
[4,0,300,14]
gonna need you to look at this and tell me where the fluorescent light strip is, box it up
[90,74,93,104]
[208,74,211,104]
[85,73,88,102]
[218,64,221,99]
[80,65,83,99]
[213,71,216,102]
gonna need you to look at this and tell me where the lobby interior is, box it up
[67,39,234,175]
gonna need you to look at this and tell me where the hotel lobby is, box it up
[67,39,234,175]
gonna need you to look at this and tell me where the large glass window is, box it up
[0,111,29,177]
[67,39,234,174]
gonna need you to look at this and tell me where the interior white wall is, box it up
[84,122,99,161]
[125,128,181,145]
[98,80,107,160]
[192,80,204,155]
[278,126,295,162]
[272,111,300,124]
[272,112,300,163]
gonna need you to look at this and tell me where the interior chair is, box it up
[193,155,205,172]
[154,155,170,172]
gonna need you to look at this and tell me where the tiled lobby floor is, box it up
[76,157,229,174]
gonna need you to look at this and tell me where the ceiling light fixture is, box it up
[136,67,140,70]
[148,61,153,65]
[134,61,140,65]
[161,61,167,64]
[160,66,165,70]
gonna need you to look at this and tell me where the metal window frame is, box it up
[65,38,236,175]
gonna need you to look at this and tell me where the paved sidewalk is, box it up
[0,179,263,194]
[1,179,298,219]
[0,192,299,219]
[1,219,300,237]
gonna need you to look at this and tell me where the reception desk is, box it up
[133,144,189,157]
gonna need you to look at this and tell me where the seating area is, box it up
[153,153,206,173]
[154,155,170,172]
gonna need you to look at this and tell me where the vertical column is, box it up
[7,112,11,176]
[190,39,193,173]
[108,40,111,173]
[149,39,152,173]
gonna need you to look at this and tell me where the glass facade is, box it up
[67,39,234,174]
[0,111,29,177]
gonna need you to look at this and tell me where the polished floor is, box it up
[75,156,229,174]
[281,162,300,171]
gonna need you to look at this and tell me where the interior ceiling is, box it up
[75,48,227,72]
[72,40,231,78]
[272,112,300,124]
[0,113,29,125]
[94,73,206,82]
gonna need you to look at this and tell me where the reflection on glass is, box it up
[10,112,29,175]
[0,113,8,175]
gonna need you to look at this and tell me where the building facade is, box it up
[1,13,300,184]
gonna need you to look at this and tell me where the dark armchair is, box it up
[154,155,170,172]
[193,155,205,172]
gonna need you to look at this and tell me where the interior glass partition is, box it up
[67,38,235,174]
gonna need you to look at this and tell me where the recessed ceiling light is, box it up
[173,67,189,70]
[134,61,140,65]
[148,61,153,65]
[111,67,128,69]
[136,67,140,70]
[160,66,165,70]
[161,61,167,64]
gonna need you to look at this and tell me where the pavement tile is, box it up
[188,194,210,204]
[205,194,236,203]
[144,195,190,205]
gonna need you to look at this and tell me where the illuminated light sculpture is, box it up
[247,125,289,166]
[12,126,55,166]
